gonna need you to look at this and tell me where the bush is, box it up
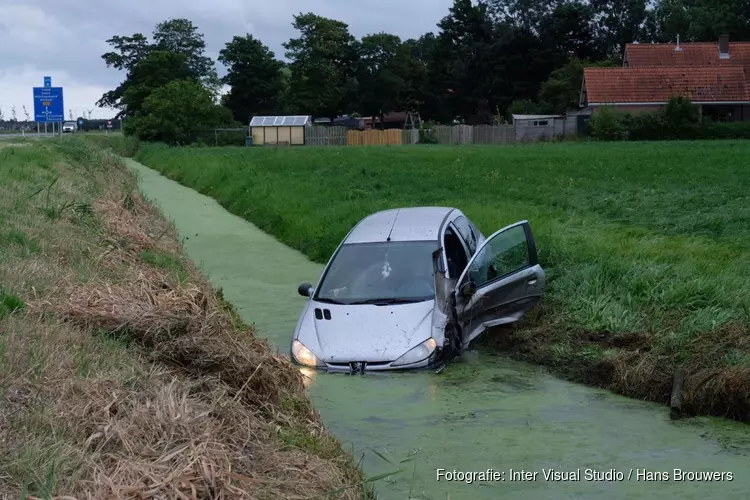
[591,96,750,141]
[589,106,628,141]
[697,121,750,140]
[124,80,236,145]
[627,112,668,141]
[418,128,439,144]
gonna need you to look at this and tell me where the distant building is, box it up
[511,114,566,141]
[249,115,310,146]
[580,36,750,121]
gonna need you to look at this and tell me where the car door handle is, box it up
[527,278,538,285]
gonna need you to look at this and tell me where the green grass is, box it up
[139,249,188,283]
[0,290,25,319]
[135,140,750,418]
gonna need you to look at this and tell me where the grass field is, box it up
[131,140,750,422]
[0,139,365,497]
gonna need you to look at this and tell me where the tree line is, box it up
[98,0,750,143]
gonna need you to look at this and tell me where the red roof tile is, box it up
[624,42,750,71]
[583,66,750,104]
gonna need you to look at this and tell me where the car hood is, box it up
[296,300,435,363]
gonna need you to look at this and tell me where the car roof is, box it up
[344,207,456,244]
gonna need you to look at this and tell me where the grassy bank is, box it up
[128,140,750,423]
[0,139,366,497]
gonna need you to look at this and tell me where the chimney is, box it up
[675,34,682,52]
[719,35,730,58]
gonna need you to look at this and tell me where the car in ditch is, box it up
[291,207,545,373]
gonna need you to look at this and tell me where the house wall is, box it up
[591,105,663,115]
[592,104,750,121]
[291,127,304,145]
[251,127,264,145]
[278,126,291,144]
[702,104,750,122]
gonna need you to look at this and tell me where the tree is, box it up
[124,80,234,144]
[591,0,654,56]
[0,107,4,121]
[152,18,219,91]
[538,3,604,61]
[219,34,285,123]
[10,106,17,122]
[120,51,194,118]
[98,33,152,110]
[357,33,421,122]
[283,13,359,120]
[98,18,218,114]
[22,106,30,121]
[488,0,566,33]
[427,0,499,122]
[654,0,750,42]
[101,33,151,72]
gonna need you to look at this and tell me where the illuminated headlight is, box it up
[391,338,437,367]
[292,340,323,367]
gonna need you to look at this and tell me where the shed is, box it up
[511,114,565,141]
[250,115,310,146]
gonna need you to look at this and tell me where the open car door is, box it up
[453,220,545,345]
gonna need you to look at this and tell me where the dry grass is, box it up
[0,140,365,499]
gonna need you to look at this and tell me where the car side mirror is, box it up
[297,282,314,297]
[459,281,476,297]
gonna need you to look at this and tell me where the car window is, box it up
[465,225,530,288]
[315,241,438,303]
[444,226,469,278]
[452,216,477,255]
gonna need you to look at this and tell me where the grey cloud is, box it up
[1,0,452,89]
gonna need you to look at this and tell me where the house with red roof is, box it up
[580,36,750,122]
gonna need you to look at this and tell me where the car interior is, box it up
[443,226,469,279]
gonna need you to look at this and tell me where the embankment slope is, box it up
[0,139,365,497]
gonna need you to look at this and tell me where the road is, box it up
[0,132,58,140]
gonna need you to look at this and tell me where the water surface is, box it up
[129,159,749,500]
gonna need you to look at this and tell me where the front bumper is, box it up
[290,348,445,373]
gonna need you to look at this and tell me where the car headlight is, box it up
[391,338,437,367]
[292,340,323,367]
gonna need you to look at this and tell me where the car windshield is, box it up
[315,241,438,304]
[64,122,75,127]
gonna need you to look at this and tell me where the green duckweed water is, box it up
[128,159,750,500]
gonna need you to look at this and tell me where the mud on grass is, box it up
[0,139,366,498]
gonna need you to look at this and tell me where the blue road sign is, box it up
[44,76,51,88]
[33,87,64,122]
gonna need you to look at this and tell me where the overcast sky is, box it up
[0,0,454,120]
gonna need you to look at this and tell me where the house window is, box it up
[532,120,549,126]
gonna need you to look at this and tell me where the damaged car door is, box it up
[452,220,545,345]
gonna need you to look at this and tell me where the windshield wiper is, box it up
[349,298,423,305]
[315,297,346,305]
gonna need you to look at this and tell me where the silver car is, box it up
[291,207,545,373]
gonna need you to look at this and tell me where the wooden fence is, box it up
[305,125,348,146]
[347,129,403,146]
[301,124,517,146]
